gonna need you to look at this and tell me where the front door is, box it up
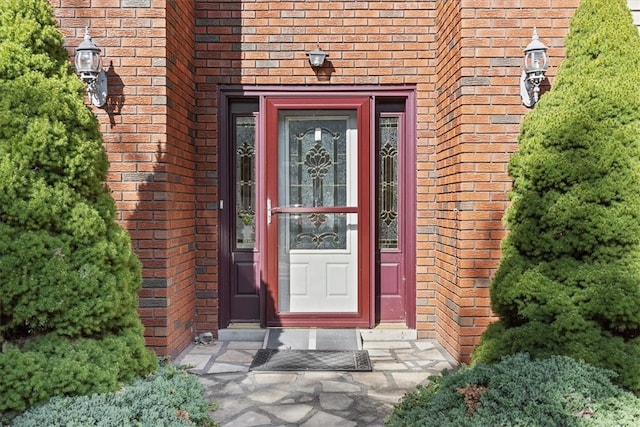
[219,88,416,330]
[264,97,372,327]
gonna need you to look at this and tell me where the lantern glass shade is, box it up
[309,53,324,67]
[306,48,328,67]
[75,50,101,74]
[523,49,549,74]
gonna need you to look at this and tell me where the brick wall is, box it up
[164,0,197,358]
[435,0,579,362]
[52,0,584,362]
[435,0,465,359]
[52,0,197,358]
[192,0,441,338]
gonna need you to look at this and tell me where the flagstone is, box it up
[321,380,361,393]
[300,411,357,427]
[261,403,314,423]
[247,388,290,404]
[224,411,272,427]
[175,335,457,426]
[319,392,354,410]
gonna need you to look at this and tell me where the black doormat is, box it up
[250,349,372,372]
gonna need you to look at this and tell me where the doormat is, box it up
[249,349,372,372]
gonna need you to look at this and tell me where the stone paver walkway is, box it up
[175,329,457,426]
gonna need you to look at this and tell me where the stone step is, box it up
[216,325,418,344]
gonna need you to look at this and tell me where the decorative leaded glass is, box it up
[286,119,348,250]
[235,116,256,249]
[379,117,398,249]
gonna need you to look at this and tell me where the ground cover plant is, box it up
[386,353,640,426]
[0,0,156,417]
[10,364,218,427]
[473,0,640,392]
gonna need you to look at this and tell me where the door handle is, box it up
[267,198,272,224]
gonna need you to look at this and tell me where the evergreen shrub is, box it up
[474,0,640,392]
[11,364,218,427]
[0,0,156,416]
[386,353,640,427]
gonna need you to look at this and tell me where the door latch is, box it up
[267,198,272,224]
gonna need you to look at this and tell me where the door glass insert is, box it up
[235,116,256,249]
[277,112,358,313]
[287,118,348,250]
[379,116,399,249]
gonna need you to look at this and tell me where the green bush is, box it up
[474,0,640,392]
[0,331,156,418]
[0,0,156,415]
[10,364,218,427]
[386,353,640,427]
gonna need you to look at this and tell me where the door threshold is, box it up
[219,325,416,345]
[218,327,266,342]
[226,322,261,329]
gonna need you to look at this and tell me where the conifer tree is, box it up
[0,0,156,415]
[474,0,640,392]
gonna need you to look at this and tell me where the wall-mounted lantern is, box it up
[306,47,328,68]
[520,28,549,108]
[75,28,107,107]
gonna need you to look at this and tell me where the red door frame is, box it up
[263,97,373,327]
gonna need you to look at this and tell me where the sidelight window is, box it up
[235,116,256,249]
[378,116,399,249]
